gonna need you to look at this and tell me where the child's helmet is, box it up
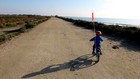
[96,31,102,36]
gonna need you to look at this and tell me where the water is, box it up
[67,17,140,27]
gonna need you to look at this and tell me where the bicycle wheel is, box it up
[95,48,100,61]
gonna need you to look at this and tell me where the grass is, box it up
[0,32,19,43]
[0,15,51,44]
[0,23,19,28]
[57,16,140,45]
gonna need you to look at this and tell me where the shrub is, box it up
[0,35,6,42]
[25,21,36,29]
[19,26,26,33]
[16,22,24,25]
[0,25,5,28]
[5,23,16,28]
[0,32,20,43]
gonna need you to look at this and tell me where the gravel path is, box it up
[0,17,140,79]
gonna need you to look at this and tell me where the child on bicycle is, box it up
[90,31,103,62]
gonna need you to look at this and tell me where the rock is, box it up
[112,45,119,49]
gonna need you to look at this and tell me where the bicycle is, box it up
[92,47,102,62]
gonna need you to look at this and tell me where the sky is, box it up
[0,0,140,19]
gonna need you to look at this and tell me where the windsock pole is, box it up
[92,12,96,54]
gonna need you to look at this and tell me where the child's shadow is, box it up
[22,54,98,78]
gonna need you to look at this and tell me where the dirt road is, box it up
[0,17,140,79]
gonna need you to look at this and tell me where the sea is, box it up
[66,16,140,27]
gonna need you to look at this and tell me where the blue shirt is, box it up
[90,36,103,48]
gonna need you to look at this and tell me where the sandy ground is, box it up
[0,17,140,79]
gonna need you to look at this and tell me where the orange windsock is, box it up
[92,12,94,21]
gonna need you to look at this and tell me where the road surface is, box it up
[0,17,140,79]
